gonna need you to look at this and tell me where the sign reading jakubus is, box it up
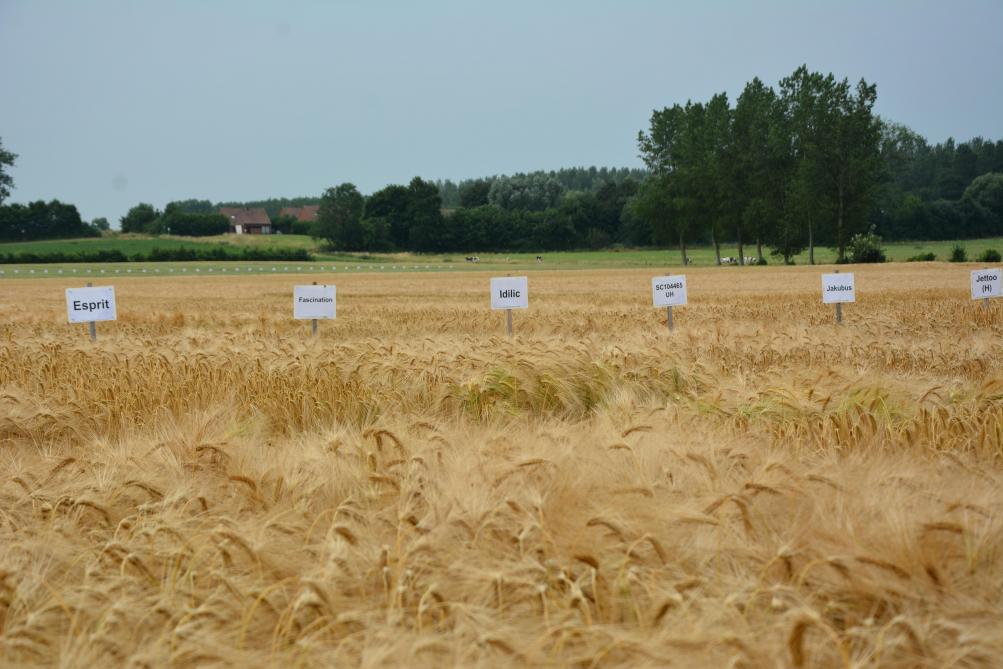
[490,276,528,310]
[970,268,1002,299]
[293,285,336,319]
[652,275,687,307]
[66,286,117,323]
[821,273,855,303]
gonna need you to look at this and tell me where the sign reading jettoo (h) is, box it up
[971,269,1002,299]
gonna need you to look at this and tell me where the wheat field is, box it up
[1,263,1001,668]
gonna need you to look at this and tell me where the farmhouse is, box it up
[279,205,320,222]
[219,207,271,234]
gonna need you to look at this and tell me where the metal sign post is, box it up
[834,270,843,324]
[506,308,513,337]
[311,281,318,337]
[667,306,674,331]
[86,282,97,341]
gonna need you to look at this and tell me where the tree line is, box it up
[0,200,103,242]
[3,72,1002,254]
[434,167,646,209]
[0,246,310,265]
[309,85,1003,256]
[310,174,646,252]
[632,66,1003,264]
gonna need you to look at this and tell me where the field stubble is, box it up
[1,264,1002,668]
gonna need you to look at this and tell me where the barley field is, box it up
[1,263,1002,668]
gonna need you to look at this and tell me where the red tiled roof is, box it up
[297,205,319,222]
[219,207,270,228]
[278,207,300,219]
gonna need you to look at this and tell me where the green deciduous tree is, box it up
[733,78,785,262]
[364,184,411,249]
[0,138,17,205]
[458,179,492,208]
[822,78,883,260]
[120,203,159,233]
[314,184,365,251]
[779,66,828,263]
[405,177,445,252]
[962,172,1003,232]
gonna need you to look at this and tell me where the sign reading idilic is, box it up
[821,273,855,304]
[294,285,336,319]
[66,286,117,323]
[490,276,528,310]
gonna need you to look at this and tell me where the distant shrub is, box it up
[163,212,229,237]
[755,256,768,266]
[949,245,968,262]
[291,220,315,236]
[847,226,886,263]
[977,249,1002,263]
[907,252,937,262]
[0,247,312,264]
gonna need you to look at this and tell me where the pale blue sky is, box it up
[2,0,1001,223]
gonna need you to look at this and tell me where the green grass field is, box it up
[1,234,1002,278]
[0,236,216,255]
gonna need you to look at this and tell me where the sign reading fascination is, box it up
[651,275,688,307]
[491,276,529,310]
[821,273,855,304]
[293,285,337,319]
[971,268,1002,299]
[66,286,117,323]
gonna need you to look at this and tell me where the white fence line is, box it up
[0,264,457,277]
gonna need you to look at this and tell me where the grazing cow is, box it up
[744,256,758,265]
[536,256,543,263]
[721,256,737,265]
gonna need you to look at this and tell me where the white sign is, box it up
[822,273,855,304]
[294,285,336,319]
[971,268,1002,299]
[491,276,528,310]
[66,286,117,323]
[652,275,687,307]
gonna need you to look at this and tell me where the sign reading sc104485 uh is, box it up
[821,273,855,304]
[971,268,1002,299]
[490,276,528,310]
[651,275,687,307]
[66,286,117,323]
[293,285,336,319]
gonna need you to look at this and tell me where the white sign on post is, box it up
[971,268,1002,299]
[490,276,528,310]
[652,275,687,307]
[293,285,336,319]
[66,286,117,323]
[821,273,855,304]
